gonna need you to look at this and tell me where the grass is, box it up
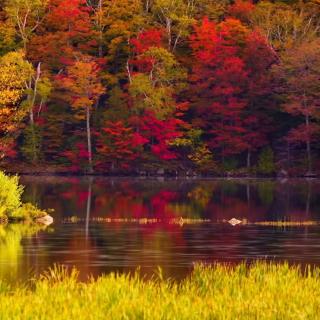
[0,262,320,319]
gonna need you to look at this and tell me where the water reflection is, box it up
[0,223,50,281]
[20,177,320,223]
[0,177,319,282]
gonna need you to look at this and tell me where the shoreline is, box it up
[2,166,319,179]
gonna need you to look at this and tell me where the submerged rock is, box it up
[228,218,242,226]
[157,168,165,176]
[36,215,54,226]
[304,172,318,178]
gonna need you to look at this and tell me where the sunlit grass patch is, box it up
[0,262,320,319]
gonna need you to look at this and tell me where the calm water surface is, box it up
[1,177,320,282]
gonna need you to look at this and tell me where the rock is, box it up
[36,215,54,226]
[278,169,288,178]
[228,218,242,226]
[304,172,317,178]
[157,168,165,176]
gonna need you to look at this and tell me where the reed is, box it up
[0,262,320,319]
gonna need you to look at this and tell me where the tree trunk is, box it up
[28,62,41,163]
[145,0,151,12]
[126,60,132,84]
[246,150,251,169]
[166,17,172,51]
[86,106,93,173]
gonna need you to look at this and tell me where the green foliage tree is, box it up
[195,0,229,21]
[257,147,276,175]
[130,46,187,119]
[273,39,320,172]
[251,1,320,50]
[172,128,216,172]
[0,4,16,55]
[152,0,196,51]
[4,0,48,51]
[21,124,43,163]
[89,0,145,83]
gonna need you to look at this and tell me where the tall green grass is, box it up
[0,262,320,319]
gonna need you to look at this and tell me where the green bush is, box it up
[257,147,276,175]
[0,172,23,219]
[0,171,46,220]
[10,203,47,221]
[21,124,43,163]
[222,158,239,172]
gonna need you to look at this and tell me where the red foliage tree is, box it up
[28,0,96,71]
[127,29,166,75]
[190,18,249,161]
[190,17,275,167]
[228,0,254,23]
[130,29,165,55]
[60,142,89,172]
[96,120,147,171]
[134,111,184,161]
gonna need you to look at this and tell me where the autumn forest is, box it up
[1,0,320,176]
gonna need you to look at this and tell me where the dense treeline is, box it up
[0,0,319,176]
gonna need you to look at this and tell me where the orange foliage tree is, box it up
[57,56,105,172]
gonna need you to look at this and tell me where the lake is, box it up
[1,176,320,283]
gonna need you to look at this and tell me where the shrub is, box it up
[21,124,43,163]
[257,147,276,175]
[0,172,23,219]
[0,171,46,220]
[11,203,47,221]
[222,158,239,172]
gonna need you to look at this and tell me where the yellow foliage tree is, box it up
[0,51,33,159]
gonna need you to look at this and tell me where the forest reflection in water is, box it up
[0,177,320,283]
[21,177,320,223]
